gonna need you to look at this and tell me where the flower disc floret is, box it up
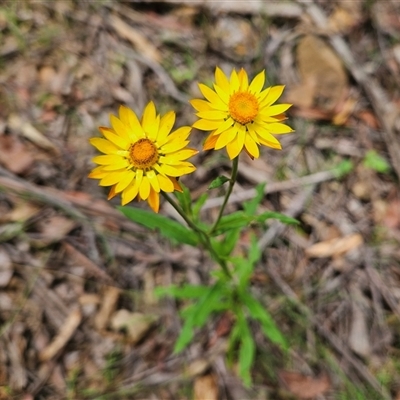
[190,67,293,160]
[129,138,158,169]
[228,91,259,125]
[88,102,198,212]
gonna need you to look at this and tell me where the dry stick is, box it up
[296,0,400,181]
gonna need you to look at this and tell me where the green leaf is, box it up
[208,176,230,189]
[174,316,195,353]
[248,234,261,265]
[174,183,192,214]
[192,193,208,220]
[333,159,354,178]
[242,292,288,350]
[363,150,391,174]
[154,284,210,299]
[118,206,199,246]
[212,211,251,235]
[220,228,241,258]
[192,283,225,327]
[256,211,299,226]
[243,183,266,216]
[238,323,255,387]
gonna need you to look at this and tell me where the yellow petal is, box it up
[171,177,182,192]
[139,176,150,200]
[146,170,160,193]
[190,99,213,112]
[121,180,140,205]
[213,84,229,104]
[110,115,131,142]
[196,110,227,120]
[267,122,294,134]
[142,102,159,140]
[238,68,249,91]
[203,133,218,150]
[192,119,224,131]
[159,163,196,177]
[88,166,108,179]
[114,170,135,193]
[122,106,146,139]
[162,126,191,145]
[249,70,265,94]
[260,104,292,117]
[215,67,230,93]
[99,170,128,186]
[215,126,237,150]
[226,138,242,160]
[92,154,125,165]
[108,185,117,200]
[258,135,282,149]
[213,117,234,136]
[198,84,227,111]
[244,134,260,159]
[160,139,189,154]
[157,111,176,146]
[157,174,174,192]
[229,69,240,93]
[90,137,119,154]
[147,188,160,212]
[99,127,129,149]
[261,85,285,106]
[167,148,198,160]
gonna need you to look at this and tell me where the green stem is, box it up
[162,192,232,279]
[209,156,239,235]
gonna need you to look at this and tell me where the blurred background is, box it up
[1,1,400,399]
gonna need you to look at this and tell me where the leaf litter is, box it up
[0,1,400,399]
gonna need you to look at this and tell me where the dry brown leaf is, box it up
[34,215,76,245]
[194,374,219,400]
[279,370,331,399]
[0,134,34,174]
[109,14,161,62]
[305,233,363,258]
[8,114,59,154]
[286,35,348,116]
[7,200,40,222]
[110,310,158,344]
[327,3,362,34]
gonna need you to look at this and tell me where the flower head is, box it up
[89,102,198,212]
[191,67,293,160]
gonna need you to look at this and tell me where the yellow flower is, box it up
[191,67,293,160]
[89,102,198,212]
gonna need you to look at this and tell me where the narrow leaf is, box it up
[119,206,199,246]
[208,175,229,189]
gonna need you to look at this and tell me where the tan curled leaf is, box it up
[279,370,331,399]
[305,233,363,258]
[194,374,219,400]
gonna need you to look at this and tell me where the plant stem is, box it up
[209,156,239,235]
[162,192,232,279]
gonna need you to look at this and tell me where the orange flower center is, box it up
[129,138,158,169]
[228,91,259,125]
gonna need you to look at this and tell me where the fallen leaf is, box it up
[327,2,362,34]
[286,35,349,118]
[110,309,158,344]
[194,374,219,400]
[279,370,331,399]
[305,233,363,258]
[33,215,76,246]
[8,114,59,154]
[0,134,34,174]
[109,14,161,62]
